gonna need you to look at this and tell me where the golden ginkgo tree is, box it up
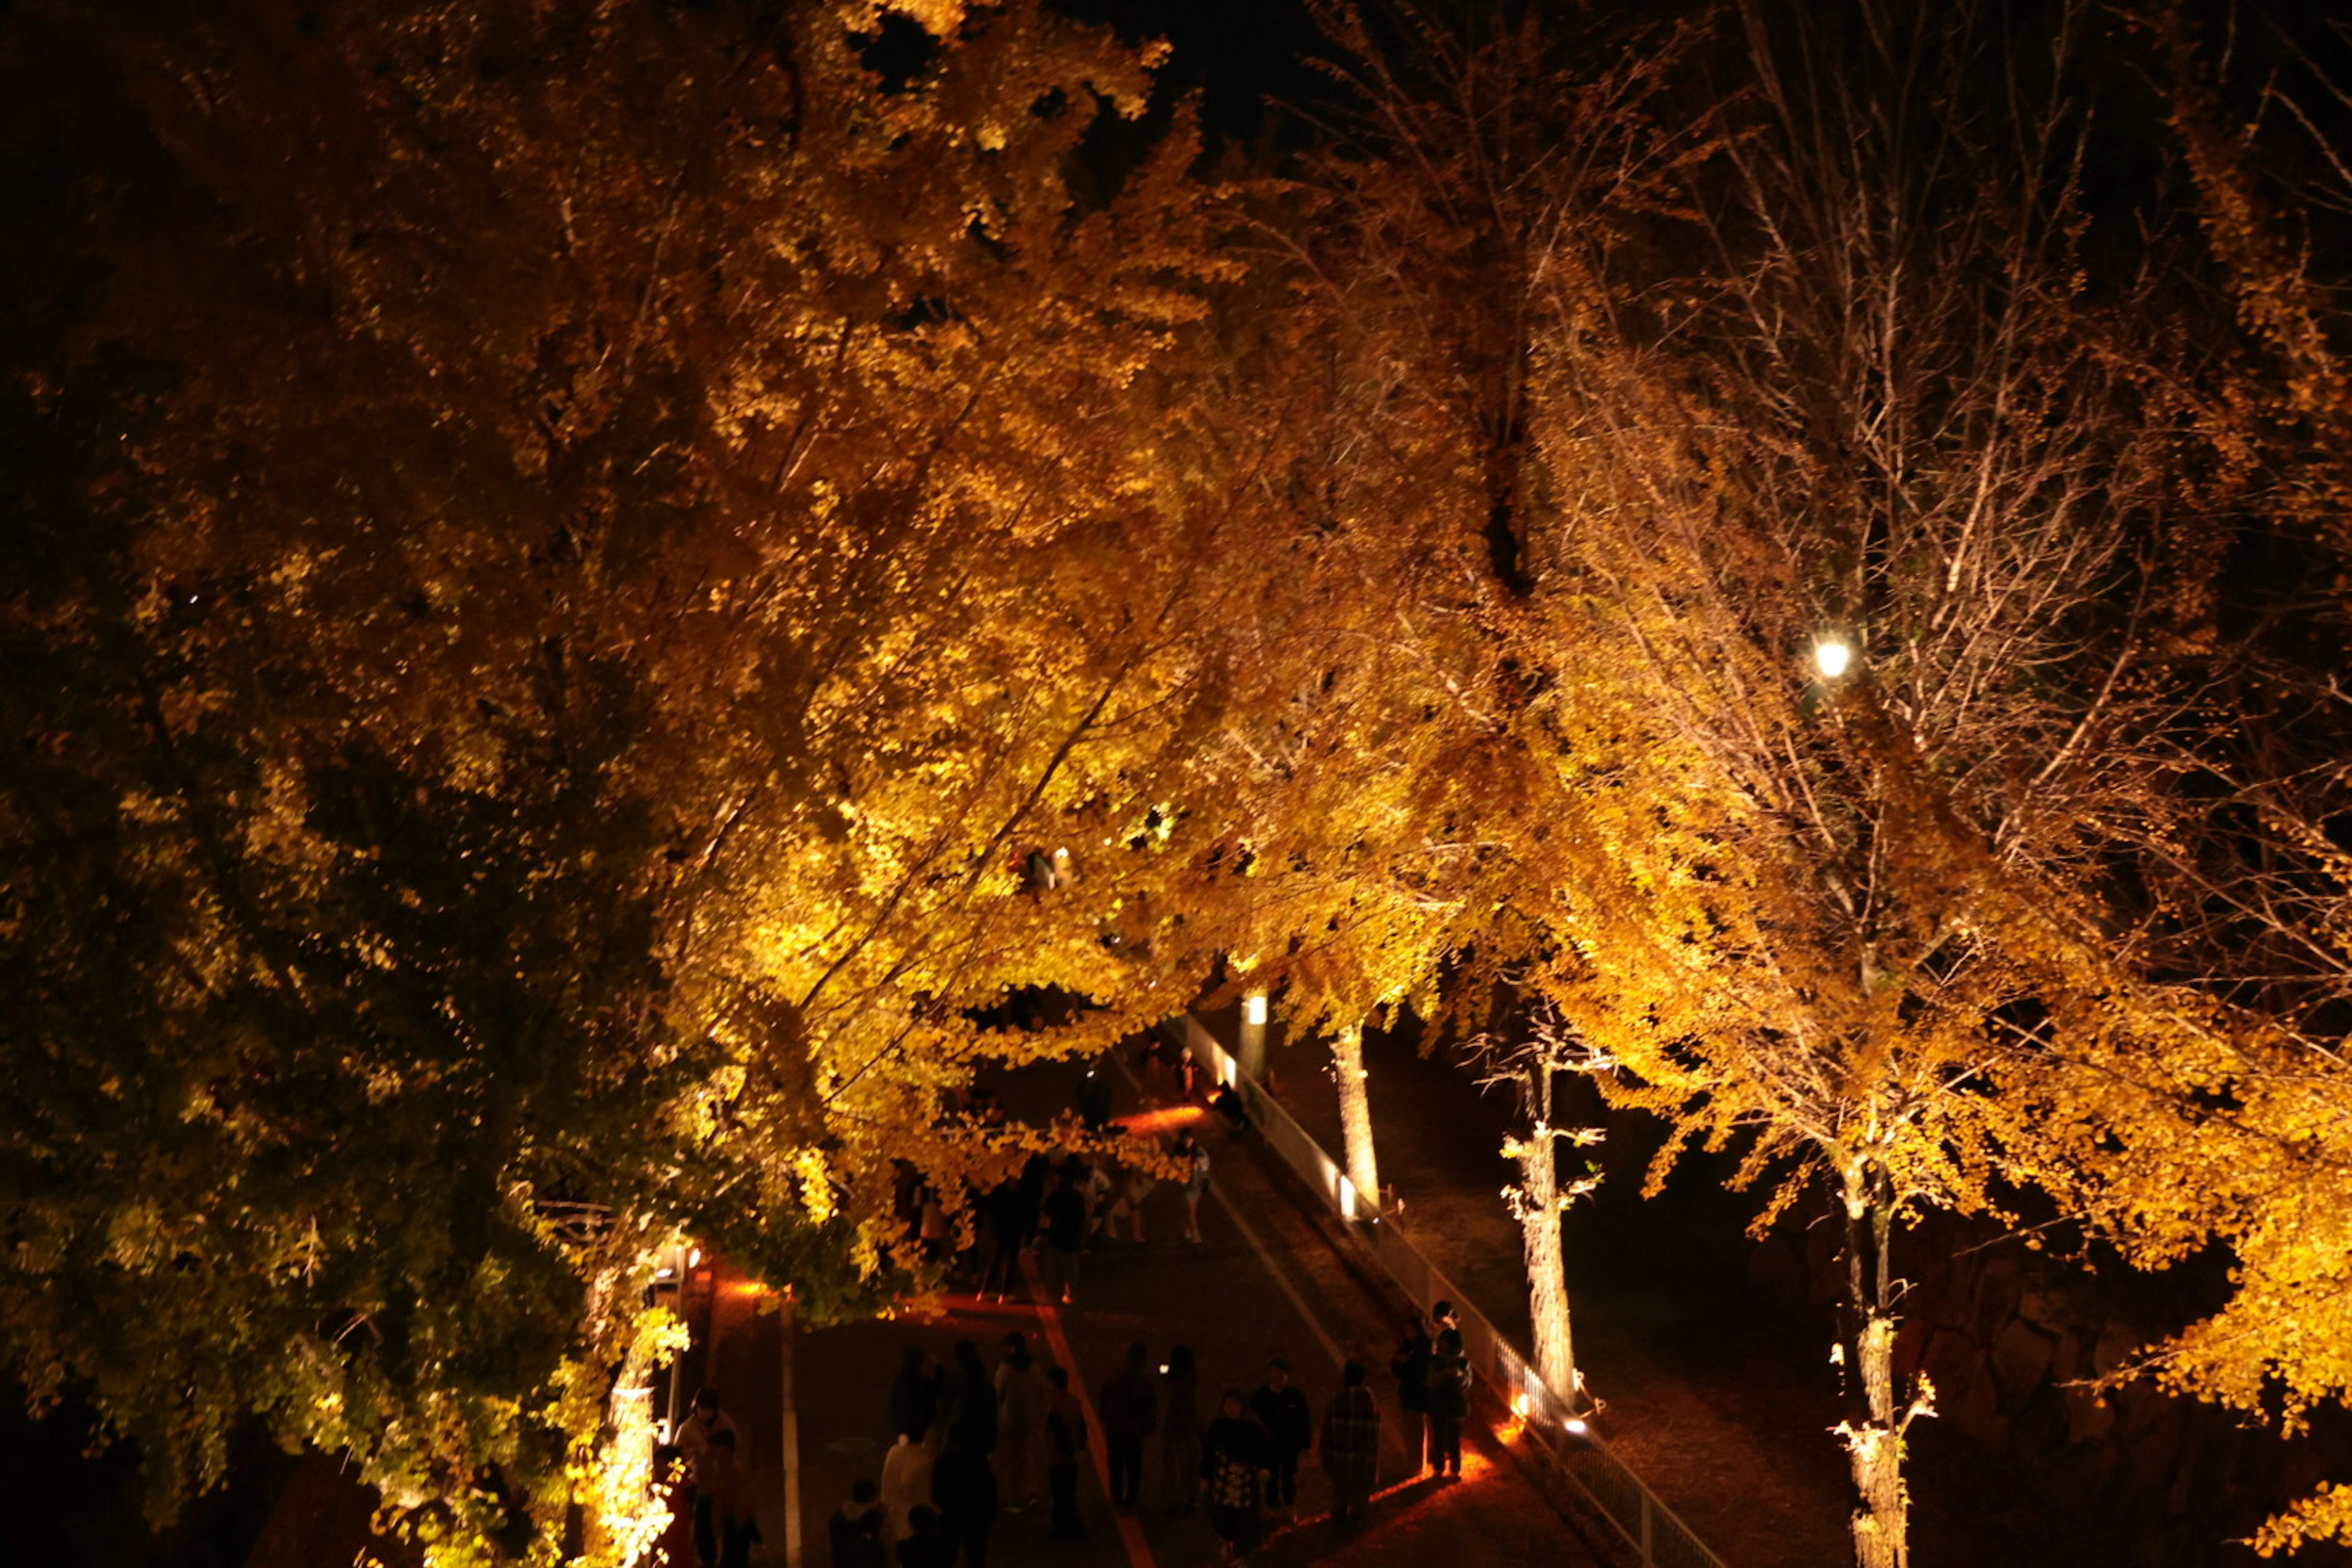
[1482,3,2215,1562]
[0,0,1261,1559]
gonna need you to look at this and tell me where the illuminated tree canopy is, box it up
[4,1,2352,1564]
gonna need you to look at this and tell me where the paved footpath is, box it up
[683,1058,1599,1568]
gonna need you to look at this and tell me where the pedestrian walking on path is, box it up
[933,1441,1000,1568]
[703,1429,759,1568]
[677,1387,741,1568]
[994,1332,1046,1512]
[980,1178,1026,1302]
[1428,1326,1472,1482]
[1107,1155,1154,1243]
[1389,1314,1433,1476]
[1076,1065,1114,1131]
[1099,1341,1159,1510]
[1041,1166,1087,1304]
[1079,1156,1114,1248]
[1176,1133,1209,1244]
[1045,1366,1089,1540]
[943,1340,998,1457]
[1249,1358,1313,1517]
[1202,1389,1270,1562]
[881,1428,935,1542]
[888,1348,942,1449]
[1161,1344,1203,1515]
[827,1479,888,1568]
[1320,1360,1381,1527]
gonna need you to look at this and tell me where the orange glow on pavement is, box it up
[1116,1104,1207,1137]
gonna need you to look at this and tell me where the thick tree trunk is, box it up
[1839,1164,1913,1568]
[1330,1023,1380,1209]
[1514,1125,1577,1404]
[1506,1060,1579,1405]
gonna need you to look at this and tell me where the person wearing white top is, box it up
[881,1427,936,1543]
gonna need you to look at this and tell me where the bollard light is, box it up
[1243,992,1269,1027]
[1813,635,1854,680]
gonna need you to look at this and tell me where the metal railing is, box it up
[1171,1014,1728,1568]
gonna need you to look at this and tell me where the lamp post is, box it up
[1238,989,1270,1080]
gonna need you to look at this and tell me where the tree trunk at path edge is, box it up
[1331,1024,1380,1210]
[1839,1163,1920,1568]
[1507,1061,1579,1406]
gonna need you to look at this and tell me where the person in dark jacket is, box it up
[931,1442,1000,1568]
[827,1479,888,1568]
[1200,1389,1270,1561]
[1040,1167,1088,1305]
[1389,1314,1433,1475]
[1427,1327,1471,1481]
[942,1340,998,1457]
[888,1348,941,1449]
[1098,1341,1159,1509]
[1320,1361,1381,1526]
[1160,1344,1204,1513]
[979,1177,1025,1303]
[1075,1066,1114,1131]
[894,1505,957,1568]
[704,1429,758,1568]
[1247,1358,1313,1516]
[1045,1366,1089,1540]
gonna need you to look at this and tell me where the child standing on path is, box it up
[1202,1389,1270,1562]
[827,1479,888,1568]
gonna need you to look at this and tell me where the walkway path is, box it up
[684,1056,1597,1568]
[1244,1006,1853,1568]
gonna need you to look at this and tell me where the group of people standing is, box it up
[674,1387,758,1568]
[952,1133,1213,1310]
[830,1331,1389,1566]
[1389,1300,1475,1482]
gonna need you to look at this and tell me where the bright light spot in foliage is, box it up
[1243,992,1269,1026]
[1814,636,1854,679]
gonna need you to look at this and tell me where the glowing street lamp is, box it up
[1238,989,1270,1079]
[1812,635,1855,680]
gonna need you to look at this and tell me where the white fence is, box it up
[1170,1015,1728,1568]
